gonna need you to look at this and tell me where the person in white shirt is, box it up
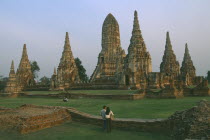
[105,107,114,132]
[100,105,107,131]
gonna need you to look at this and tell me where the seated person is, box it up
[63,97,68,102]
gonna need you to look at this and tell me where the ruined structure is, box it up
[169,99,210,139]
[180,43,196,85]
[16,44,34,91]
[50,32,80,90]
[4,11,202,91]
[4,60,19,93]
[147,72,164,89]
[90,13,126,87]
[118,11,152,89]
[160,32,180,80]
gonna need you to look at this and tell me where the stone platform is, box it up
[0,104,71,134]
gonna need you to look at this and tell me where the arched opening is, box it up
[125,75,130,86]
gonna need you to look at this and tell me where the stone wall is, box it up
[67,107,169,133]
[146,88,183,99]
[59,93,145,100]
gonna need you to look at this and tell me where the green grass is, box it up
[0,96,209,119]
[24,90,138,95]
[0,122,170,140]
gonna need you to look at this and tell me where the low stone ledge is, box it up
[67,108,170,133]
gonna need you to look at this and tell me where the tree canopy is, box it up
[30,61,40,79]
[207,71,210,82]
[75,57,89,82]
[39,76,50,86]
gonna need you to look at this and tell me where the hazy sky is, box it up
[0,0,210,79]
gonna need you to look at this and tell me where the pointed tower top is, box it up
[11,60,14,70]
[65,32,70,44]
[183,43,191,60]
[134,10,138,17]
[59,32,75,67]
[9,60,15,75]
[66,32,69,39]
[54,67,57,75]
[22,44,27,57]
[17,43,31,73]
[107,13,114,18]
[181,43,196,78]
[166,31,171,43]
[165,31,172,50]
[185,43,189,54]
[104,13,117,23]
[132,10,141,32]
[63,32,71,53]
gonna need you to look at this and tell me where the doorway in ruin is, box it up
[125,75,130,86]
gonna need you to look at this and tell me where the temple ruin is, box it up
[90,13,126,88]
[50,32,80,90]
[180,43,196,86]
[4,60,19,93]
[4,44,34,93]
[118,11,152,89]
[160,32,180,79]
[4,10,205,92]
[16,44,34,91]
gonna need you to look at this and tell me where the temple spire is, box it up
[4,60,18,93]
[131,10,143,40]
[65,32,70,45]
[160,32,180,77]
[166,32,172,50]
[181,43,196,85]
[52,32,80,90]
[10,60,15,75]
[20,44,28,61]
[16,44,34,91]
[125,10,152,86]
[133,10,140,31]
[185,43,190,56]
[18,44,31,70]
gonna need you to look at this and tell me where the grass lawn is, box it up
[0,122,170,140]
[24,90,138,95]
[0,96,209,119]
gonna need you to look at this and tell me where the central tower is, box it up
[90,13,125,86]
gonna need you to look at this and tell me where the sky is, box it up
[0,0,210,79]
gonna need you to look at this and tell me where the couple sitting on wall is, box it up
[100,105,114,132]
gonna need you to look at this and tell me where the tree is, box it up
[30,61,40,79]
[39,76,50,86]
[207,71,210,82]
[0,76,8,91]
[75,57,89,82]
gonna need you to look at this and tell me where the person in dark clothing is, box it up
[105,107,114,132]
[100,105,107,131]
